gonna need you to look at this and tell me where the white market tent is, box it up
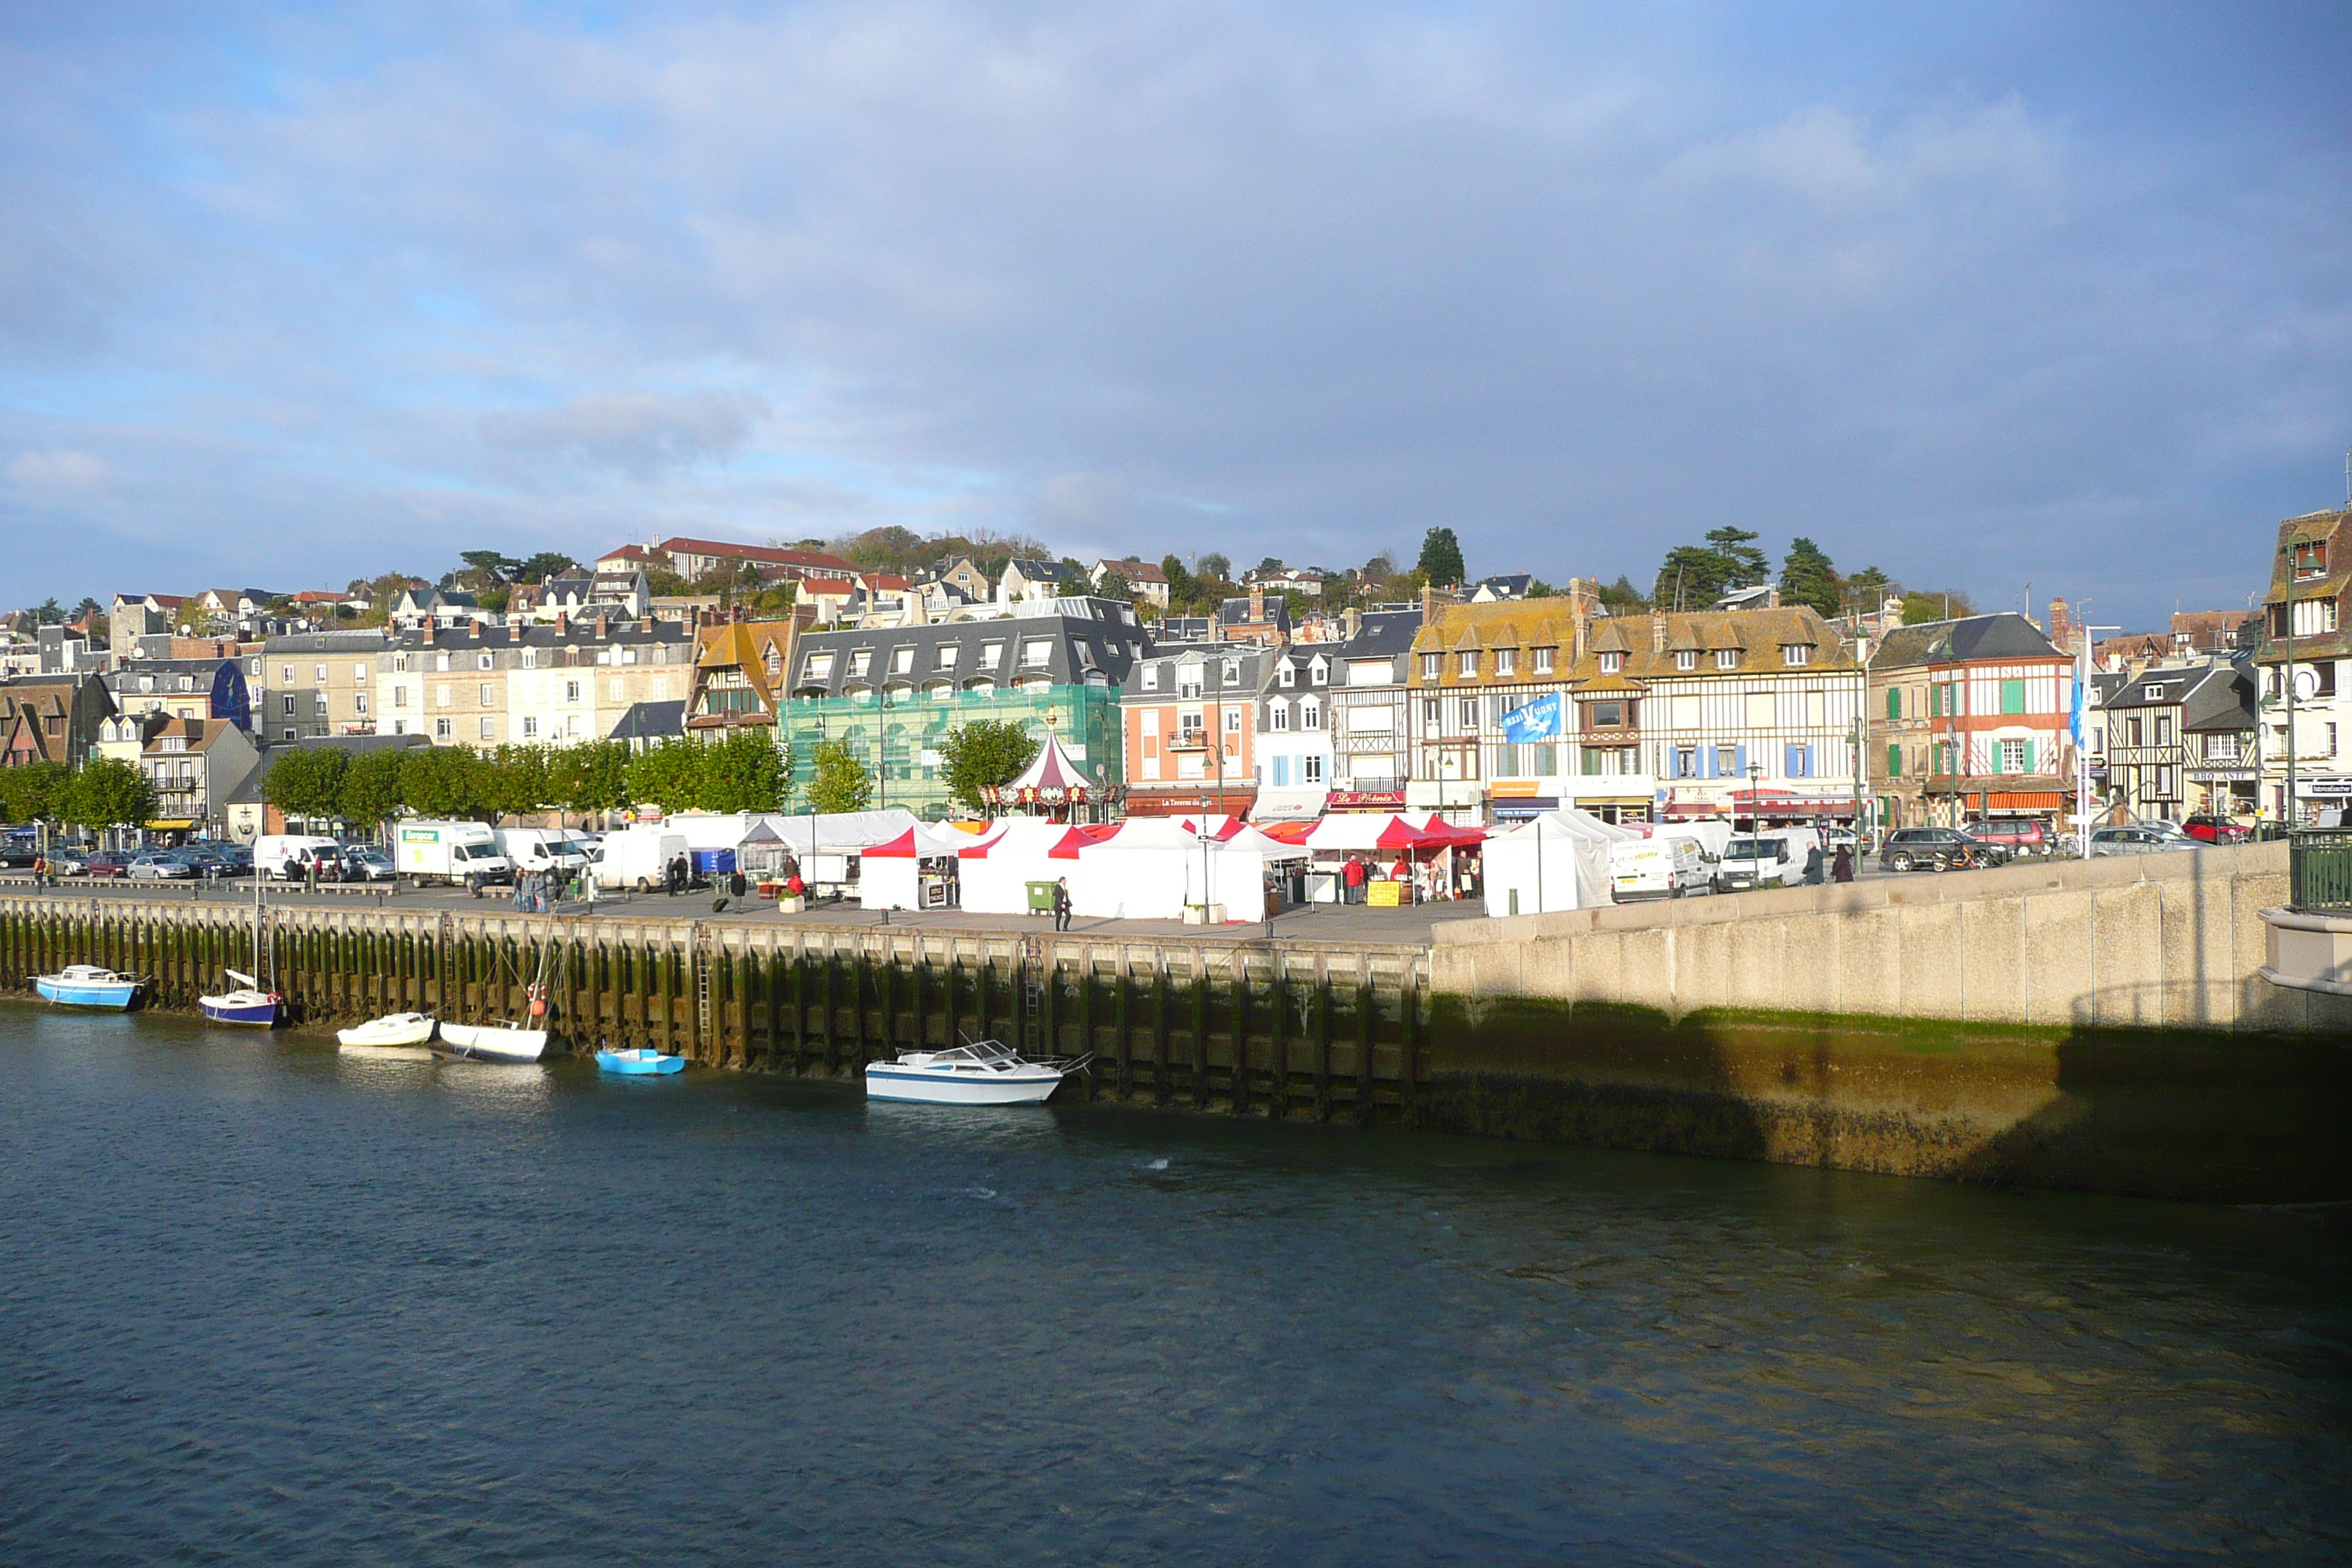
[755,808,921,856]
[1484,808,1634,917]
[856,821,987,911]
[1068,816,1206,921]
[955,817,1092,915]
[1199,825,1312,922]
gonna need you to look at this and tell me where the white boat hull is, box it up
[337,1013,437,1049]
[863,1062,1068,1105]
[438,1022,549,1063]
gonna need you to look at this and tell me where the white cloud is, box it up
[7,448,110,492]
[477,390,772,479]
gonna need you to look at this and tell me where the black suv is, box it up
[1878,827,2008,873]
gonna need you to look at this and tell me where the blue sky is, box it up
[3,1,2348,629]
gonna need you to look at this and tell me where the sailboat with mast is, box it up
[437,924,559,1063]
[200,869,282,1027]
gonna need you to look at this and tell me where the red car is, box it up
[2182,815,2253,845]
[82,852,133,879]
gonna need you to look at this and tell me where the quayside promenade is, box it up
[4,839,2344,1202]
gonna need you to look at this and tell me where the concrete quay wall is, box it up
[1416,843,2352,1202]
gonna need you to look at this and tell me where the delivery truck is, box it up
[393,821,514,889]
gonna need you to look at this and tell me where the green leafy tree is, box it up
[0,759,68,822]
[937,720,1039,815]
[480,745,551,822]
[400,745,487,818]
[1901,589,1977,625]
[699,730,789,814]
[1778,537,1842,617]
[1654,526,1772,611]
[1843,565,1895,612]
[1161,554,1207,614]
[1597,574,1648,613]
[625,739,705,813]
[517,551,578,584]
[338,748,407,832]
[61,758,155,833]
[805,737,872,814]
[549,739,631,820]
[643,566,690,598]
[1415,528,1466,588]
[263,747,349,826]
[1196,551,1232,583]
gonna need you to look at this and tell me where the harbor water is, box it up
[0,1005,2345,1565]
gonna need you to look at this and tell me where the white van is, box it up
[254,834,340,881]
[1716,829,1823,892]
[494,828,594,877]
[595,826,690,892]
[1608,837,1711,901]
[393,821,514,888]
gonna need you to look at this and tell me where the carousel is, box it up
[979,725,1119,823]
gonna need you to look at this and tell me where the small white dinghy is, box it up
[337,1012,437,1059]
[437,1021,550,1064]
[864,1038,1090,1105]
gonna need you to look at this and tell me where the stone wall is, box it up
[1433,840,2352,1035]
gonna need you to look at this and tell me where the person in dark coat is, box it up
[728,866,748,900]
[666,854,688,896]
[1052,877,1073,932]
[1831,845,1855,883]
[1803,844,1825,886]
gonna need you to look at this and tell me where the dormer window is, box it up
[1599,651,1622,674]
[1781,644,1810,668]
[1496,649,1516,676]
[1715,648,1738,671]
[1676,650,1696,671]
[848,650,872,678]
[1278,662,1296,688]
[1142,665,1161,691]
[1308,657,1327,684]
[1458,650,1478,677]
[1422,652,1442,680]
[1221,659,1240,684]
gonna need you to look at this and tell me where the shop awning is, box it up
[1978,791,2066,810]
[1250,786,1328,821]
[143,819,197,830]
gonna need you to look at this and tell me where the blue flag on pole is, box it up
[1501,693,1563,745]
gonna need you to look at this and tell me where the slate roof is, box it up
[608,700,687,742]
[788,609,1147,696]
[1871,612,2062,670]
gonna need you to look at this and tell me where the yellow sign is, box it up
[1367,880,1406,908]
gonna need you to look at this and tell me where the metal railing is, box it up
[2287,829,2352,913]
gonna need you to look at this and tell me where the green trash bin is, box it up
[1026,880,1058,916]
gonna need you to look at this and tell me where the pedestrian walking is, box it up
[1832,845,1855,883]
[1052,877,1072,932]
[1803,844,1825,886]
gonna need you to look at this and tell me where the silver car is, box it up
[127,853,195,880]
[2089,826,2197,856]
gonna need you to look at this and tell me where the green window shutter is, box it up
[1886,743,1901,778]
[1887,687,1901,720]
[2001,678,2026,715]
[2023,739,2035,773]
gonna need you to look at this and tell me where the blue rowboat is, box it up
[595,1047,685,1076]
[199,968,281,1028]
[34,965,143,1011]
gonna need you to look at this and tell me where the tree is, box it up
[338,748,407,832]
[549,740,630,820]
[454,550,521,589]
[1161,554,1208,615]
[480,745,551,822]
[1705,526,1769,587]
[0,759,68,822]
[34,598,63,625]
[1196,551,1232,583]
[400,745,486,818]
[937,719,1039,815]
[263,747,350,826]
[1095,566,1133,603]
[806,737,872,814]
[1778,538,1842,617]
[625,739,704,813]
[1415,527,1466,588]
[1597,576,1647,613]
[644,566,690,598]
[517,551,577,584]
[1901,589,1977,625]
[1254,556,1285,576]
[1653,545,1730,611]
[61,758,154,834]
[700,730,788,813]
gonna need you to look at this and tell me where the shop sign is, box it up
[1327,789,1406,810]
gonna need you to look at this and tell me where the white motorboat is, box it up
[864,1039,1090,1105]
[437,1022,549,1064]
[337,1012,437,1058]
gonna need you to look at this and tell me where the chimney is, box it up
[467,618,481,641]
[1568,576,1597,664]
[1249,582,1266,625]
[421,618,435,646]
[595,611,608,641]
[555,610,569,638]
[1419,584,1434,625]
[1651,611,1668,656]
[2047,596,2073,653]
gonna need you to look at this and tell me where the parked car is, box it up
[83,852,134,879]
[41,849,89,875]
[1878,827,2007,873]
[127,852,195,881]
[1966,818,2053,856]
[2089,826,2198,856]
[342,846,399,882]
[2182,814,2254,845]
